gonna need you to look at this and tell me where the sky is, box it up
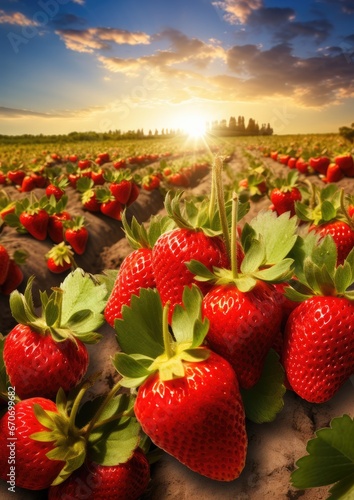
[1,0,354,136]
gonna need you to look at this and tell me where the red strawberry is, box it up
[202,281,282,389]
[82,189,101,212]
[46,242,75,273]
[115,287,247,482]
[48,211,72,243]
[283,296,354,403]
[152,228,228,315]
[310,220,354,265]
[323,163,344,183]
[4,271,105,399]
[142,174,160,191]
[45,177,68,201]
[0,257,25,295]
[7,169,26,186]
[0,397,66,490]
[0,244,10,285]
[91,167,105,185]
[19,208,49,240]
[126,182,140,206]
[109,179,132,204]
[20,175,36,192]
[104,248,155,326]
[78,159,91,170]
[4,323,89,399]
[64,216,89,255]
[295,158,310,174]
[270,186,301,216]
[48,450,150,500]
[100,198,123,220]
[334,153,354,177]
[309,156,331,176]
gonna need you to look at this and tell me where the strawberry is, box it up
[282,235,354,403]
[269,170,302,216]
[334,153,354,177]
[19,208,49,240]
[202,281,283,389]
[64,216,89,255]
[104,213,173,327]
[323,163,344,183]
[48,211,72,243]
[114,286,247,481]
[3,270,106,399]
[0,258,24,295]
[0,250,27,295]
[310,220,354,265]
[91,167,105,185]
[109,179,133,204]
[100,195,123,220]
[142,174,160,191]
[78,159,91,170]
[309,156,331,176]
[20,174,36,192]
[7,169,26,186]
[46,242,75,273]
[48,449,150,500]
[77,178,102,212]
[45,177,68,201]
[126,181,140,206]
[0,243,10,285]
[295,157,310,174]
[151,191,230,318]
[0,397,66,490]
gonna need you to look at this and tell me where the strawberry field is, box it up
[0,133,354,499]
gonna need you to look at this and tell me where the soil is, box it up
[1,148,354,499]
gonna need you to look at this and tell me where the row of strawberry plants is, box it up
[1,154,354,498]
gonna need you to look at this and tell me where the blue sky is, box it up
[1,0,354,135]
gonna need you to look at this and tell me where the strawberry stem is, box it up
[82,380,122,437]
[214,156,231,261]
[68,378,95,434]
[162,302,173,359]
[231,192,239,279]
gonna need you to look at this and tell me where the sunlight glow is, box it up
[178,114,207,139]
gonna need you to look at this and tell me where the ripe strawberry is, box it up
[109,179,133,204]
[142,174,160,191]
[100,198,123,220]
[115,287,247,481]
[126,181,140,206]
[20,174,36,192]
[4,324,89,400]
[295,157,310,174]
[45,177,68,201]
[64,216,89,255]
[46,242,75,273]
[0,397,66,490]
[7,169,26,186]
[3,271,105,399]
[91,167,105,185]
[269,171,302,216]
[0,258,24,295]
[334,153,354,177]
[202,281,282,389]
[323,163,344,183]
[153,228,228,314]
[309,156,331,176]
[104,213,173,327]
[48,211,72,243]
[310,220,354,265]
[283,295,354,403]
[19,208,49,240]
[0,244,10,285]
[48,450,150,500]
[78,159,91,170]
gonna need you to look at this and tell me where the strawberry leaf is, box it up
[115,288,164,358]
[240,238,266,274]
[240,349,286,424]
[88,416,141,466]
[112,353,152,388]
[171,285,209,346]
[60,269,107,333]
[291,415,354,492]
[249,210,298,264]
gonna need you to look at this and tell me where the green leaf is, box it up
[171,285,208,346]
[45,299,60,327]
[328,473,354,499]
[115,288,164,358]
[240,238,266,274]
[311,235,337,273]
[291,415,354,490]
[321,200,337,221]
[241,349,286,424]
[60,269,107,329]
[112,353,152,387]
[234,275,257,292]
[88,417,141,466]
[186,260,216,282]
[334,263,353,294]
[249,210,298,264]
[252,258,294,282]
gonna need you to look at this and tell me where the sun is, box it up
[178,115,207,139]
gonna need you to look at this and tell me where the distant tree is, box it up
[339,123,354,143]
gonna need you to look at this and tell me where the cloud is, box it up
[212,0,263,24]
[0,9,38,26]
[50,14,87,28]
[55,27,151,53]
[0,105,106,120]
[0,107,56,118]
[225,42,354,106]
[319,0,354,14]
[271,18,332,43]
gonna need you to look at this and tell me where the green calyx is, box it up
[113,285,210,388]
[188,208,297,293]
[30,377,142,485]
[9,268,107,343]
[295,183,354,228]
[285,233,354,301]
[121,210,175,250]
